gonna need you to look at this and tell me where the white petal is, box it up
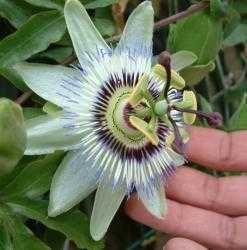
[64,0,112,70]
[25,113,82,155]
[166,148,185,167]
[139,181,167,218]
[115,1,154,72]
[14,62,83,109]
[48,148,99,217]
[90,178,126,240]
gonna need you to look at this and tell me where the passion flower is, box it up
[14,0,222,240]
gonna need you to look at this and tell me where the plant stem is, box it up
[15,91,32,105]
[154,1,209,29]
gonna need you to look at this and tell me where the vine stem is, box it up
[15,91,32,105]
[15,1,209,105]
[105,1,209,43]
[154,1,209,29]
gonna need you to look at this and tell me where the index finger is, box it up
[185,126,247,171]
[125,198,247,249]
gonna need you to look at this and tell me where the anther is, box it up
[174,91,197,124]
[153,51,185,91]
[129,116,159,145]
[128,74,149,106]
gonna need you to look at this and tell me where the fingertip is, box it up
[124,194,154,222]
[124,193,170,233]
[124,195,137,216]
[164,237,208,250]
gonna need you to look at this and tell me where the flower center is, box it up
[90,71,171,166]
[105,86,151,146]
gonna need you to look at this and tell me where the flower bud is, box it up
[0,98,27,175]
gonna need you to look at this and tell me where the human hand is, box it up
[125,126,247,250]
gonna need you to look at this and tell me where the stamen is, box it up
[128,74,149,106]
[153,64,185,90]
[129,116,159,145]
[174,90,197,124]
[173,106,223,127]
[154,51,185,92]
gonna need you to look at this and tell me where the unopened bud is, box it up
[0,98,26,175]
[203,112,223,127]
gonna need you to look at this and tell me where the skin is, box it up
[125,126,247,250]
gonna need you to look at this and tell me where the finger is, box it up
[166,167,247,216]
[185,126,247,171]
[164,237,207,250]
[125,197,247,249]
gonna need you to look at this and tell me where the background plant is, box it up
[0,0,246,249]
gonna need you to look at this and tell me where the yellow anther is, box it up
[129,116,159,145]
[152,64,185,90]
[182,91,197,125]
[128,74,149,106]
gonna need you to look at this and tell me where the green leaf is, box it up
[198,95,214,127]
[223,7,241,39]
[223,23,247,47]
[180,61,215,86]
[7,198,104,250]
[224,81,247,102]
[1,152,64,199]
[0,0,36,28]
[0,225,11,250]
[0,205,51,250]
[168,11,223,64]
[232,0,247,14]
[210,0,228,18]
[0,10,66,68]
[0,66,28,91]
[0,156,36,190]
[170,50,198,71]
[84,0,117,9]
[24,0,63,10]
[13,234,51,250]
[228,94,247,131]
[199,95,213,113]
[37,47,73,63]
[94,18,115,37]
[0,99,27,176]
